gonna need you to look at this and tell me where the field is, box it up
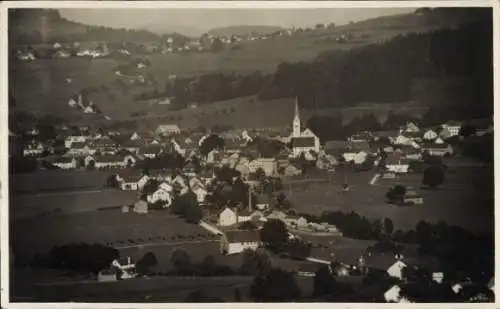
[12,209,212,255]
[289,162,494,235]
[11,170,114,194]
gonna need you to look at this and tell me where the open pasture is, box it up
[12,209,212,256]
[11,170,114,195]
[290,165,493,234]
[10,189,138,220]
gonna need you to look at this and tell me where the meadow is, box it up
[290,163,494,235]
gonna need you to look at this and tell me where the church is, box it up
[288,98,321,159]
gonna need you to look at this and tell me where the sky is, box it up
[59,8,415,36]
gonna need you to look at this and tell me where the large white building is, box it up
[289,98,320,158]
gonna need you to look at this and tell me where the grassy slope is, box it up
[9,9,483,129]
[207,25,284,37]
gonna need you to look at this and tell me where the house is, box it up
[421,142,454,157]
[23,143,45,156]
[134,200,148,214]
[248,158,278,176]
[365,253,407,279]
[91,136,118,151]
[111,257,137,279]
[384,285,403,302]
[283,163,302,177]
[98,268,117,282]
[64,135,87,148]
[404,121,420,133]
[423,129,439,141]
[218,207,238,227]
[116,172,149,191]
[67,141,93,157]
[120,139,144,154]
[441,121,461,137]
[147,187,173,207]
[220,230,262,255]
[349,131,373,143]
[156,124,181,136]
[401,189,424,205]
[52,157,77,170]
[255,194,271,210]
[88,155,136,169]
[384,153,410,174]
[343,151,368,165]
[139,144,163,159]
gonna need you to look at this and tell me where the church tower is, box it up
[292,97,301,137]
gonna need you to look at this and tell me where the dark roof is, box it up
[349,141,372,153]
[139,144,163,154]
[291,137,315,148]
[118,170,145,182]
[324,140,350,150]
[422,142,450,149]
[95,155,127,163]
[374,130,399,138]
[224,230,261,243]
[71,142,87,149]
[121,139,145,148]
[92,138,117,147]
[53,157,75,163]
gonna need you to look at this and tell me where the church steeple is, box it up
[293,96,301,137]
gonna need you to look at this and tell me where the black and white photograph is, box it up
[3,1,497,304]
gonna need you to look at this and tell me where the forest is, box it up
[144,16,492,122]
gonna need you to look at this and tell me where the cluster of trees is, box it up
[170,191,203,224]
[159,72,271,107]
[258,19,492,120]
[139,153,186,171]
[260,219,312,259]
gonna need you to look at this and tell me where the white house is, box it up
[248,158,278,176]
[134,200,149,214]
[385,154,410,174]
[52,157,77,170]
[156,124,181,136]
[64,135,87,149]
[404,122,420,133]
[384,285,403,303]
[220,230,261,255]
[218,207,238,227]
[441,121,461,137]
[387,259,407,279]
[423,129,438,141]
[147,188,173,207]
[23,143,45,156]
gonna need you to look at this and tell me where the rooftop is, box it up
[291,137,316,148]
[224,229,261,243]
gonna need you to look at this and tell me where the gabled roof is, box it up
[53,156,75,163]
[224,229,261,243]
[324,140,350,150]
[291,137,315,148]
[94,155,127,163]
[70,141,88,149]
[365,253,401,270]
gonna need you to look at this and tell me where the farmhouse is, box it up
[156,124,181,136]
[441,121,461,137]
[139,144,163,159]
[52,157,77,170]
[421,142,454,157]
[289,99,320,158]
[248,158,278,176]
[134,200,149,214]
[67,142,93,157]
[23,143,45,156]
[384,153,410,174]
[87,155,136,169]
[220,230,262,255]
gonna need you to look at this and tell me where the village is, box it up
[10,94,494,302]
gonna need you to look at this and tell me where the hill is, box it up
[9,7,492,131]
[208,25,285,37]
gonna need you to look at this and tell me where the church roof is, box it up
[291,137,315,148]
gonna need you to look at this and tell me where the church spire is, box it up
[293,96,301,137]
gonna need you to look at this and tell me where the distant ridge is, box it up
[207,25,285,37]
